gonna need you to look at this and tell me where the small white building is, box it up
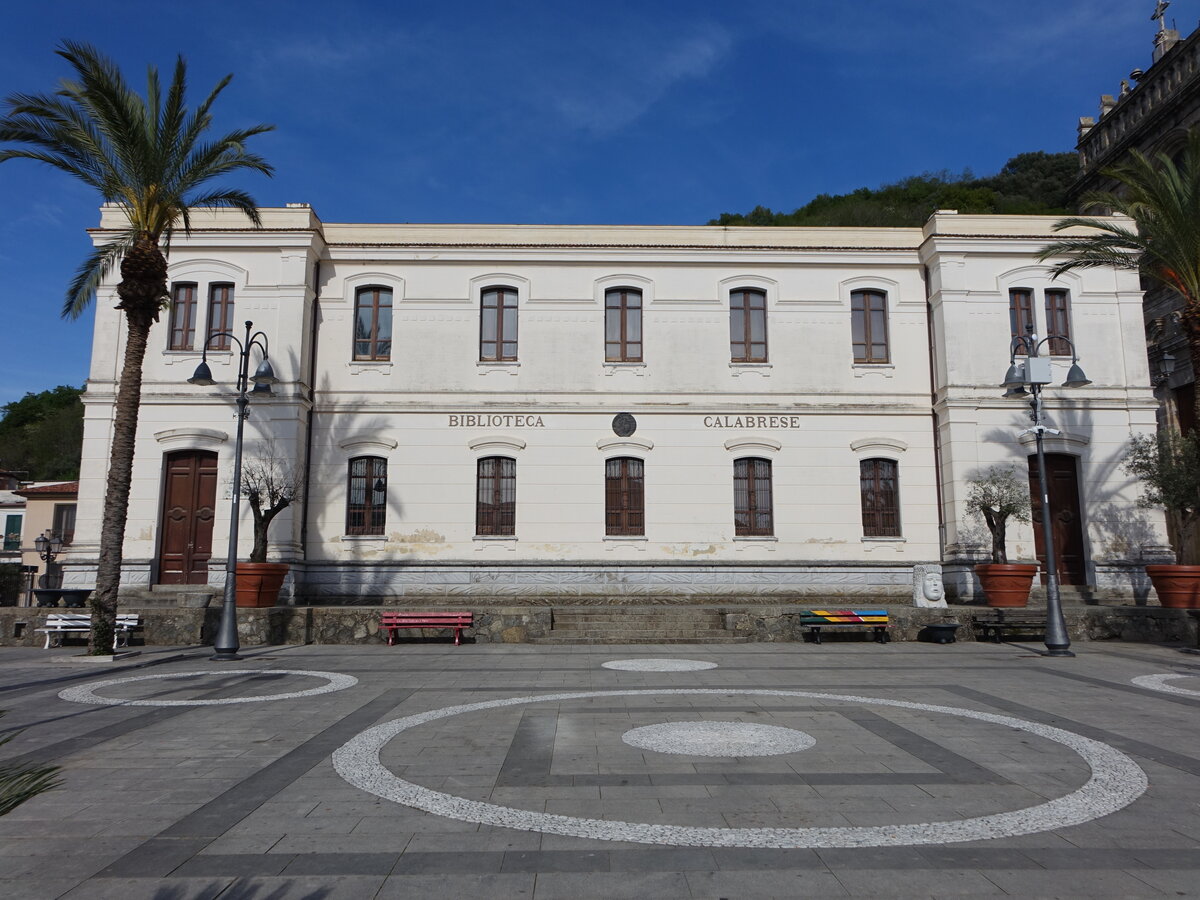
[63,206,1166,604]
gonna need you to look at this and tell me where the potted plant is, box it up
[236,453,303,608]
[1124,429,1200,608]
[965,465,1038,606]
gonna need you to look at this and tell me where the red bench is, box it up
[380,611,474,646]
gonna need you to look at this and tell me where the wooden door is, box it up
[1028,453,1087,586]
[158,451,218,585]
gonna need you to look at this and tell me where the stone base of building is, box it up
[2,603,1196,648]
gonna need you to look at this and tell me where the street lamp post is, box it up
[187,320,278,661]
[33,530,64,586]
[1000,328,1090,658]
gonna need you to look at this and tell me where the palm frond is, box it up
[0,712,61,817]
[65,233,137,318]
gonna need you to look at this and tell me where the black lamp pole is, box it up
[1001,328,1090,658]
[188,320,278,661]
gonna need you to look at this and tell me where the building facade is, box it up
[62,206,1165,605]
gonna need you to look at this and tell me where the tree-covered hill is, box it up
[0,386,84,481]
[710,151,1078,228]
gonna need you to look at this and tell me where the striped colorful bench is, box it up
[799,609,890,644]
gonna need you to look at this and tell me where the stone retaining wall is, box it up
[0,604,1193,648]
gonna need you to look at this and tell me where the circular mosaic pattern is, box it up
[59,669,358,706]
[622,721,816,757]
[602,659,718,672]
[1132,673,1200,698]
[332,688,1148,849]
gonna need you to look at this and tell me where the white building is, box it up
[64,206,1166,605]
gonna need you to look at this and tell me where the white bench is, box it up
[36,613,142,650]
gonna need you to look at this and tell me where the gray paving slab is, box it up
[2,641,1200,897]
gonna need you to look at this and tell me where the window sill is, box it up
[729,363,771,377]
[477,361,520,376]
[602,363,646,376]
[734,535,778,542]
[852,363,895,378]
[604,535,646,541]
[474,534,517,541]
[349,361,392,375]
[861,536,905,543]
[342,534,387,542]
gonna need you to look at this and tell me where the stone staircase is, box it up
[529,607,746,644]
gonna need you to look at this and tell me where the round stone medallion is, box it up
[612,412,637,437]
[602,658,718,672]
[622,721,816,757]
[59,669,358,706]
[332,687,1148,849]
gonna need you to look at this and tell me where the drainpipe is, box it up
[924,264,947,560]
[299,259,320,564]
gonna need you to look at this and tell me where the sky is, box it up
[1,0,1196,406]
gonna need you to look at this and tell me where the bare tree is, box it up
[240,449,304,564]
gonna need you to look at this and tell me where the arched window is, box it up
[605,288,642,362]
[730,289,767,362]
[733,457,773,536]
[1009,288,1034,343]
[1044,289,1072,356]
[860,458,900,537]
[476,456,516,535]
[851,290,889,363]
[354,287,393,361]
[481,287,518,361]
[605,457,644,536]
[347,456,387,534]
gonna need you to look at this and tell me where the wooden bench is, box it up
[799,609,890,644]
[972,611,1046,643]
[380,611,473,646]
[36,613,142,650]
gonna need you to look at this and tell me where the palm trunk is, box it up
[89,234,165,654]
[1183,304,1200,430]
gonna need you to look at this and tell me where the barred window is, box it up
[346,456,387,535]
[605,289,643,362]
[169,283,198,350]
[851,289,890,363]
[481,287,518,361]
[730,289,767,362]
[734,457,773,536]
[354,287,393,361]
[605,457,645,536]
[476,456,516,536]
[206,284,235,351]
[860,458,900,537]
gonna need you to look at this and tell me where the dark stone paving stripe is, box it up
[494,708,557,786]
[1034,666,1200,709]
[837,708,1012,785]
[498,770,969,788]
[948,685,1200,778]
[98,689,403,879]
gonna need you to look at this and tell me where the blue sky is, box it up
[1,0,1195,406]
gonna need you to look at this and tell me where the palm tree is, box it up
[0,43,273,653]
[1038,128,1200,425]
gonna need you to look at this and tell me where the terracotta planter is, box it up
[235,562,289,608]
[975,563,1038,607]
[1146,564,1200,609]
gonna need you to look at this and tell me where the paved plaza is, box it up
[1,638,1199,898]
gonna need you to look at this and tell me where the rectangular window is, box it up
[476,457,516,535]
[481,288,518,361]
[1009,288,1034,346]
[3,514,20,551]
[52,504,76,545]
[168,283,197,351]
[605,289,643,362]
[1045,289,1071,356]
[734,458,773,536]
[605,457,645,536]
[354,287,393,361]
[206,284,235,351]
[346,457,387,535]
[730,289,767,362]
[860,458,900,537]
[851,290,890,363]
